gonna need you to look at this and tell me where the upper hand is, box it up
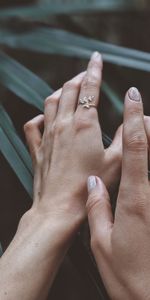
[24,52,122,236]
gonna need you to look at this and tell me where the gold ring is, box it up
[79,96,96,109]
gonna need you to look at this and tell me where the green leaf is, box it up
[0,128,33,198]
[0,127,33,197]
[0,105,32,174]
[0,243,3,257]
[0,1,139,20]
[0,51,52,110]
[0,105,33,197]
[1,28,150,72]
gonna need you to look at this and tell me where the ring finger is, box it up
[76,51,103,117]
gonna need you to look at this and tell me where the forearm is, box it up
[0,207,76,300]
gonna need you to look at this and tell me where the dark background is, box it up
[0,1,150,299]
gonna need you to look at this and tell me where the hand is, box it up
[24,52,122,239]
[86,87,150,300]
[0,53,123,300]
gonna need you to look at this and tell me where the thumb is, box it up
[86,176,113,254]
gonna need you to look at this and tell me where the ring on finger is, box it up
[79,95,96,109]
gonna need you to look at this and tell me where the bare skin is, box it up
[26,52,123,221]
[0,52,123,300]
[87,87,150,300]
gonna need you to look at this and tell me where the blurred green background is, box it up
[0,0,150,299]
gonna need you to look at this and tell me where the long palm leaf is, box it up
[0,1,140,21]
[0,127,33,197]
[1,28,150,72]
[0,51,52,110]
[0,105,32,174]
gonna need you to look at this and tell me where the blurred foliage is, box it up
[0,0,150,299]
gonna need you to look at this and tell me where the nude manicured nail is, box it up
[128,87,141,102]
[87,176,97,193]
[91,51,101,62]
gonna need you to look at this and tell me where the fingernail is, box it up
[128,87,141,102]
[87,176,97,193]
[91,51,101,62]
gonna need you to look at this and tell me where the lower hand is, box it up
[86,87,150,300]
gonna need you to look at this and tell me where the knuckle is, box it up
[44,96,58,107]
[134,199,147,217]
[81,76,99,90]
[86,192,100,215]
[53,120,67,135]
[23,120,34,133]
[129,198,147,218]
[90,59,102,70]
[124,131,147,152]
[128,105,142,116]
[120,187,147,217]
[74,116,92,132]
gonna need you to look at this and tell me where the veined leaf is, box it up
[1,28,150,72]
[0,1,139,20]
[0,51,52,110]
[0,105,32,174]
[0,127,33,197]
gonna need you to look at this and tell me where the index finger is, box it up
[121,87,148,190]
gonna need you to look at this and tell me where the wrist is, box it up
[20,200,85,249]
[36,191,85,230]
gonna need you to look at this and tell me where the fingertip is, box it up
[87,175,105,193]
[90,51,103,67]
[127,87,141,102]
[87,176,97,193]
[123,86,144,126]
[87,176,109,206]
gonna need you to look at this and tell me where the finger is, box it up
[56,71,86,118]
[24,114,44,163]
[121,87,148,189]
[43,72,86,177]
[86,176,113,255]
[76,51,103,117]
